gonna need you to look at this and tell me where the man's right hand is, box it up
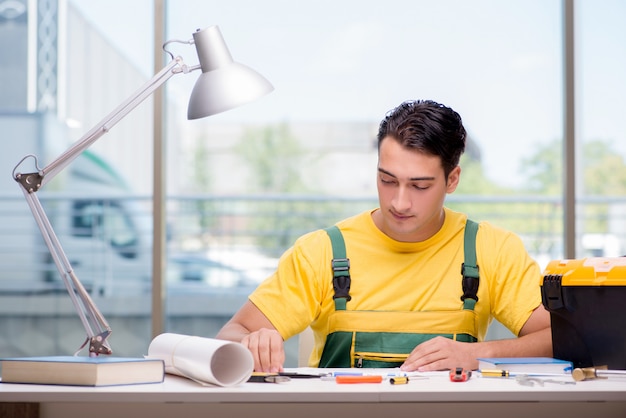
[216,300,286,372]
[241,327,285,372]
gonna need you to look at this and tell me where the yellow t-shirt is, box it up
[249,207,542,366]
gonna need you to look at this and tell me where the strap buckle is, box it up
[332,258,351,301]
[460,262,479,302]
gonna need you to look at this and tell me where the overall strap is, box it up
[324,226,351,311]
[461,219,480,310]
[325,219,480,311]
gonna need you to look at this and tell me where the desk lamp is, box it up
[11,26,273,357]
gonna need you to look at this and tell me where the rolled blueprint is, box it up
[147,333,253,387]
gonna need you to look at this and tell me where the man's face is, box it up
[374,137,460,242]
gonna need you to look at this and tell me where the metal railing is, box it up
[1,193,625,296]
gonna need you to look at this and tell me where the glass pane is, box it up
[576,0,626,258]
[164,0,562,363]
[0,0,154,358]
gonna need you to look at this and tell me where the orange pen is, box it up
[336,375,383,384]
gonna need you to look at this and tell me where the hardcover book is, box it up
[0,356,165,387]
[477,357,573,374]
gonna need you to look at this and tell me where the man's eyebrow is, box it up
[378,167,436,181]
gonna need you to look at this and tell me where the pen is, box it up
[330,371,411,377]
[331,371,365,377]
[386,372,412,377]
[248,372,327,382]
[278,372,326,379]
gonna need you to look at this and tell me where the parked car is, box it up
[168,253,248,287]
[167,249,277,293]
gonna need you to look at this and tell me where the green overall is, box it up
[318,220,480,368]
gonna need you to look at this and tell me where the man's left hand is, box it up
[400,336,479,372]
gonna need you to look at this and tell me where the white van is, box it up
[0,112,152,296]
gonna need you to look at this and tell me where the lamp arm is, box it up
[12,55,196,356]
[19,186,112,356]
[41,57,190,186]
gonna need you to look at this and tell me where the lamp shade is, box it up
[187,26,274,119]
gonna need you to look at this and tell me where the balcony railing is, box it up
[0,193,625,296]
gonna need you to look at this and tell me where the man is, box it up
[216,99,552,372]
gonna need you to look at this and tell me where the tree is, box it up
[235,123,307,193]
[520,138,626,196]
[583,141,626,195]
[519,138,562,195]
[455,154,511,195]
[520,138,626,233]
[235,123,319,253]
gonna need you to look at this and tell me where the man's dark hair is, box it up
[377,100,466,179]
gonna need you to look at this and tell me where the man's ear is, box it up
[446,166,461,193]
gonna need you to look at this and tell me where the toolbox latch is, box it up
[541,274,565,311]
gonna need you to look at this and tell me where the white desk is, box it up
[2,371,626,418]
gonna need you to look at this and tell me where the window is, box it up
[1,0,625,365]
[576,0,626,258]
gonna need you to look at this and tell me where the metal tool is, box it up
[515,375,576,387]
[572,366,626,382]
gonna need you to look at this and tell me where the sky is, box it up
[69,0,626,188]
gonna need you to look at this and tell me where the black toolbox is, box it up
[541,257,626,369]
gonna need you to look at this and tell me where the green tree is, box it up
[455,154,510,195]
[520,138,626,233]
[520,138,626,196]
[190,133,217,237]
[235,123,307,193]
[235,123,320,252]
[583,141,626,195]
[519,139,562,195]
